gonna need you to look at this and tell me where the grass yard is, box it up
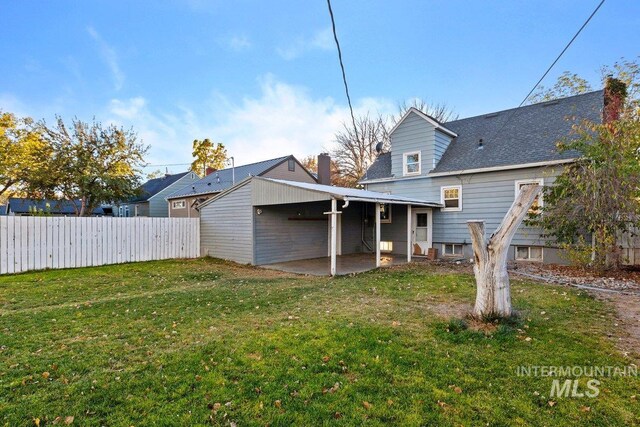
[1,258,639,426]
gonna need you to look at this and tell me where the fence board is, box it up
[0,217,199,274]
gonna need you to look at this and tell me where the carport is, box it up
[199,177,442,276]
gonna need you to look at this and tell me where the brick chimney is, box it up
[603,77,627,123]
[205,167,217,176]
[317,153,331,185]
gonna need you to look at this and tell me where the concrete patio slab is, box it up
[261,253,407,276]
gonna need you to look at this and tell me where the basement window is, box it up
[380,241,393,253]
[442,243,463,257]
[516,246,543,261]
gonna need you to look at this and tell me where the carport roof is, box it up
[258,178,442,207]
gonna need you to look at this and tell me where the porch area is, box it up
[262,253,407,276]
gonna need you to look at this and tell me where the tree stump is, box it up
[467,184,541,318]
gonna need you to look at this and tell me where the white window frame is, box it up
[515,246,543,261]
[515,178,544,209]
[172,200,186,209]
[403,151,421,176]
[440,185,462,212]
[442,243,463,257]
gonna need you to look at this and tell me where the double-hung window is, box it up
[441,185,462,211]
[403,151,421,176]
[515,179,543,214]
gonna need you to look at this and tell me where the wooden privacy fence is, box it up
[0,216,200,274]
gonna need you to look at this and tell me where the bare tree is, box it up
[392,98,458,124]
[467,184,541,318]
[330,114,389,187]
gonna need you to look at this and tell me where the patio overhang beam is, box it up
[341,196,441,208]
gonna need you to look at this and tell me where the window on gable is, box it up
[515,179,543,214]
[441,185,462,211]
[403,152,421,175]
[288,159,296,171]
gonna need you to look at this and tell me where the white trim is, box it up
[440,185,462,212]
[515,178,544,208]
[388,108,458,138]
[403,151,421,176]
[359,158,575,184]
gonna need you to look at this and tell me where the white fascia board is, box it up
[359,158,575,184]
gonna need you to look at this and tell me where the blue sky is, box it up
[1,0,638,171]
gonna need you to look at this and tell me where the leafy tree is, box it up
[532,77,640,270]
[146,169,165,180]
[330,114,388,187]
[529,71,593,104]
[191,139,227,176]
[0,112,53,203]
[41,117,149,216]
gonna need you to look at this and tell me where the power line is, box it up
[326,0,359,141]
[486,0,606,144]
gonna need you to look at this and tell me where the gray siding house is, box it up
[361,90,605,263]
[166,155,318,218]
[117,172,200,217]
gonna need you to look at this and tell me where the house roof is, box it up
[200,176,442,209]
[8,198,107,215]
[129,171,191,203]
[388,107,458,138]
[363,90,604,180]
[167,155,314,200]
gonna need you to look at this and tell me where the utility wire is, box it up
[326,0,359,142]
[487,0,605,144]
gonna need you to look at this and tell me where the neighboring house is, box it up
[0,205,6,216]
[117,172,200,217]
[360,90,605,263]
[166,155,319,218]
[6,198,111,216]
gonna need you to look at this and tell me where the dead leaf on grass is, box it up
[362,401,372,410]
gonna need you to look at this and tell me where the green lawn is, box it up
[1,259,639,426]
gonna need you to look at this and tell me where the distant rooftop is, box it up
[129,171,192,202]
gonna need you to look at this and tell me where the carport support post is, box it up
[375,202,381,268]
[407,205,412,263]
[330,198,337,276]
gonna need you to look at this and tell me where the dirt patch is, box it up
[592,292,640,359]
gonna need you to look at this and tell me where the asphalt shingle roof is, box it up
[167,155,296,199]
[129,172,191,202]
[364,90,604,179]
[8,198,106,215]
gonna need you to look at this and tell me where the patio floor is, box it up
[261,253,407,276]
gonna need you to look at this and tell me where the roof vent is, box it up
[477,138,484,149]
[484,113,499,119]
[207,182,211,186]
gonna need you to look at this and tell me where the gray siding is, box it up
[252,179,329,206]
[263,160,317,182]
[150,172,200,217]
[200,182,254,264]
[391,112,436,177]
[367,166,563,262]
[254,201,330,265]
[434,130,452,167]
